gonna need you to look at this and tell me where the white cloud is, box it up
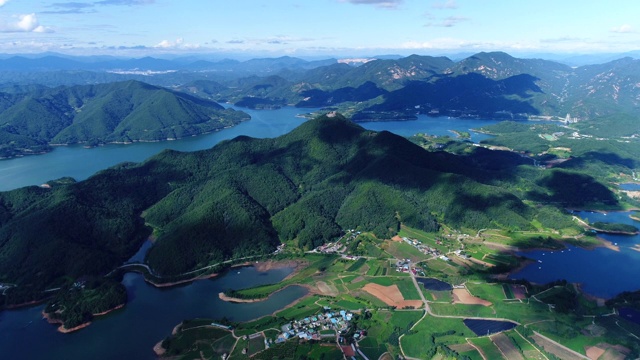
[339,0,403,9]
[0,13,53,33]
[0,0,10,7]
[154,37,200,50]
[611,24,633,33]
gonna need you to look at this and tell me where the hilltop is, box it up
[0,80,249,158]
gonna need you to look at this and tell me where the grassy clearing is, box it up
[333,298,366,311]
[347,257,367,272]
[401,315,474,359]
[352,291,388,308]
[396,278,421,300]
[367,276,396,287]
[398,226,449,253]
[358,336,388,360]
[467,282,506,302]
[528,317,618,356]
[358,309,423,359]
[430,302,495,317]
[161,326,233,359]
[264,329,280,341]
[252,339,340,360]
[425,258,464,278]
[492,301,554,325]
[275,295,323,320]
[384,241,430,262]
[247,334,266,356]
[423,289,453,302]
[307,344,343,359]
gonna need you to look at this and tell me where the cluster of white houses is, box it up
[399,236,446,258]
[276,308,357,344]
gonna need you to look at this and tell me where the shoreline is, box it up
[143,272,219,288]
[136,259,307,289]
[42,303,125,333]
[217,259,311,303]
[2,117,250,160]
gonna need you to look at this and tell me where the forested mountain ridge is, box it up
[0,114,615,294]
[0,80,249,158]
[3,52,640,127]
[174,52,640,121]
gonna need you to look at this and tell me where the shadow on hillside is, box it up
[364,73,542,117]
[559,151,638,170]
[526,169,619,208]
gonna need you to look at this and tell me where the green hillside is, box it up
[0,114,610,296]
[0,80,249,157]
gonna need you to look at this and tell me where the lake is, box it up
[0,107,502,191]
[510,210,640,299]
[0,266,308,360]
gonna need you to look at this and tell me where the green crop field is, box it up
[401,315,474,359]
[347,258,367,272]
[384,241,430,262]
[247,334,266,356]
[502,284,515,299]
[469,337,505,360]
[467,282,505,302]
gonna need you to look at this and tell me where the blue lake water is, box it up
[0,107,507,191]
[0,267,308,360]
[416,277,452,291]
[463,319,517,336]
[619,183,640,191]
[619,308,640,325]
[510,211,640,298]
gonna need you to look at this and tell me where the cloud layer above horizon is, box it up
[0,0,638,56]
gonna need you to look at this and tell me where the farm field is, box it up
[157,222,640,360]
[469,337,505,360]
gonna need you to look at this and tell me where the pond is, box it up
[416,277,452,291]
[463,319,517,336]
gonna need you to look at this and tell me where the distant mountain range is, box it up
[0,80,249,158]
[176,51,640,120]
[0,54,337,73]
[1,51,640,149]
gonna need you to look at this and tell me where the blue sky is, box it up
[0,0,638,57]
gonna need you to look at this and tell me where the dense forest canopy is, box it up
[0,114,616,291]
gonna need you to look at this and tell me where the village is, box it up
[274,307,369,359]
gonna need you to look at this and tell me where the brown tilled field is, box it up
[531,332,584,360]
[491,333,524,360]
[511,284,527,300]
[452,288,492,306]
[362,283,423,308]
[586,346,606,360]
